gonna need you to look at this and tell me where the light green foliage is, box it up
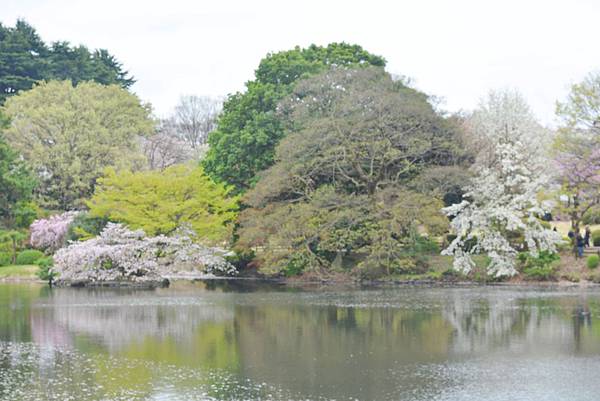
[2,80,153,209]
[88,165,239,244]
[0,230,27,264]
[583,207,600,225]
[203,43,386,193]
[593,230,600,247]
[587,255,599,270]
[238,68,463,277]
[556,72,600,132]
[0,19,133,104]
[0,252,10,266]
[15,249,44,265]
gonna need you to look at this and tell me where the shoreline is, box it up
[3,254,599,288]
[1,274,600,289]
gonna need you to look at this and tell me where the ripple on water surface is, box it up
[3,284,600,401]
[0,341,293,401]
[3,342,600,401]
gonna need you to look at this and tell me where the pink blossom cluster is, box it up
[555,147,600,185]
[29,211,80,252]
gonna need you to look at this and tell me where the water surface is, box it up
[1,281,600,400]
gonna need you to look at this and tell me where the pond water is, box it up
[1,281,600,401]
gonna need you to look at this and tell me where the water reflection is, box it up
[1,283,600,400]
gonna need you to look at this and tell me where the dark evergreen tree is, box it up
[0,19,134,104]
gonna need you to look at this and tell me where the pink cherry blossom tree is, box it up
[29,211,79,252]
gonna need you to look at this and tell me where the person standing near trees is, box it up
[568,229,576,256]
[584,226,591,247]
[576,232,585,258]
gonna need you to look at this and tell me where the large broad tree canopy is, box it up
[238,67,465,276]
[202,43,386,193]
[0,19,134,104]
[247,67,464,205]
[2,80,153,210]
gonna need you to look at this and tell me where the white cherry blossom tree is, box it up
[443,90,562,276]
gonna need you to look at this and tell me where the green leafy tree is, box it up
[202,43,386,192]
[0,19,134,104]
[2,80,153,209]
[0,113,37,229]
[238,67,463,277]
[87,165,239,244]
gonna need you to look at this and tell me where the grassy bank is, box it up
[0,265,39,281]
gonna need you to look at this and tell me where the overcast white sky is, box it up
[4,0,600,125]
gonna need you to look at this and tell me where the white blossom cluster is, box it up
[443,91,563,277]
[443,140,562,277]
[53,223,236,285]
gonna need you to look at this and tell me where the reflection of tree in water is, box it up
[29,287,242,375]
[442,290,600,355]
[0,284,49,342]
[8,284,600,401]
[32,288,232,351]
[233,303,455,400]
[24,287,248,400]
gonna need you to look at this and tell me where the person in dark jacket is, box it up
[576,233,585,258]
[568,229,575,254]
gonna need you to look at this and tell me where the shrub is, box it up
[411,236,439,254]
[35,257,55,282]
[588,255,600,270]
[589,272,600,284]
[282,254,307,277]
[0,252,10,266]
[353,260,387,280]
[34,256,53,267]
[523,265,557,281]
[67,212,108,242]
[519,251,560,281]
[562,272,580,282]
[15,249,45,265]
[593,230,600,247]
